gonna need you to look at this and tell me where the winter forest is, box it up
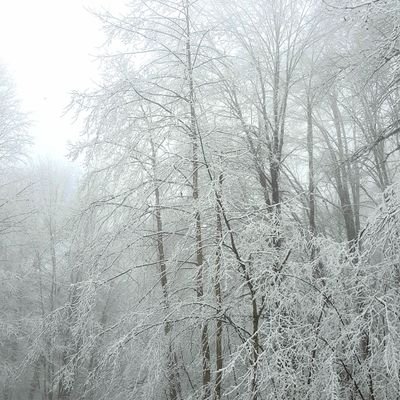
[1,0,400,399]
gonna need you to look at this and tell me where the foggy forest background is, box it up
[1,0,400,399]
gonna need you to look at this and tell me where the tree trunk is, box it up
[214,172,224,400]
[151,138,181,400]
[183,3,211,396]
[307,98,316,238]
[329,94,358,247]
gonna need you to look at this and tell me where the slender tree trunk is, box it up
[271,29,281,215]
[250,300,260,400]
[307,99,316,238]
[329,94,357,247]
[184,1,211,397]
[306,97,325,280]
[48,220,57,312]
[36,251,51,400]
[351,125,361,236]
[214,172,224,400]
[28,357,42,400]
[150,138,181,400]
[48,223,57,400]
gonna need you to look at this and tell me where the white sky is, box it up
[0,0,121,159]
